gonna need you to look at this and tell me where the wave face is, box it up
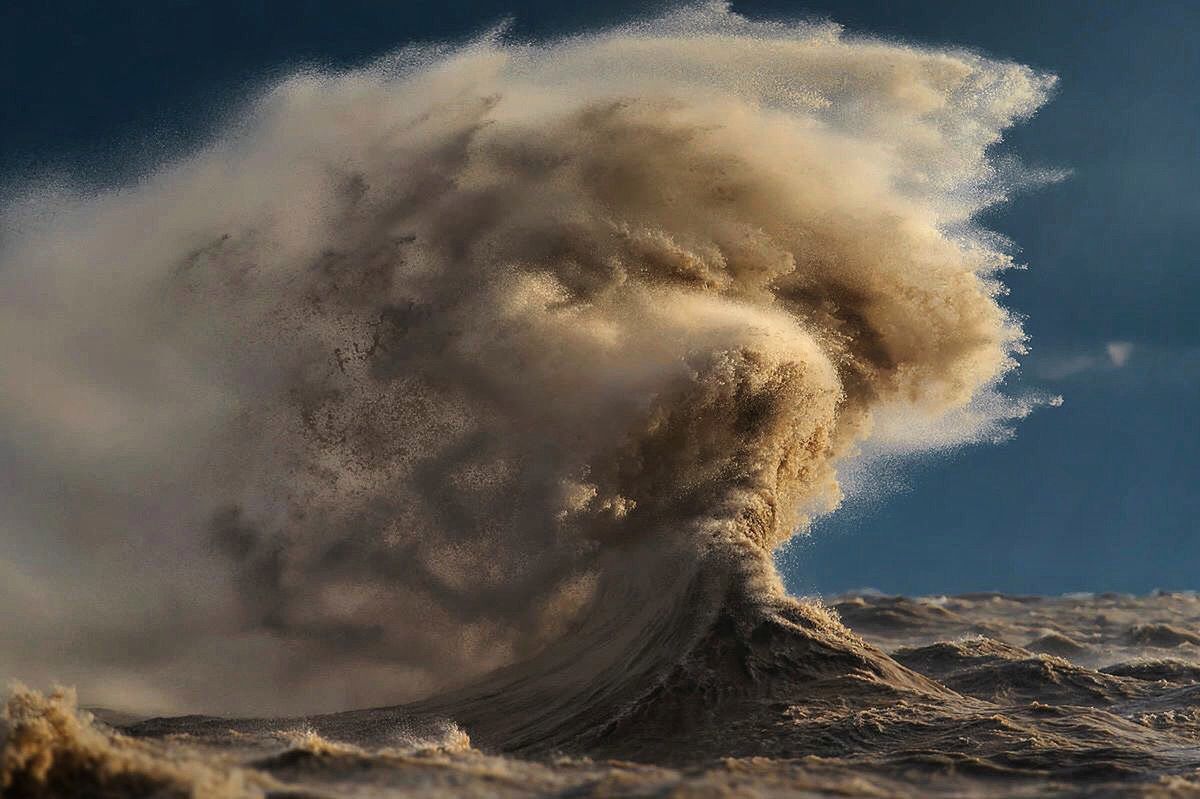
[0,4,1051,719]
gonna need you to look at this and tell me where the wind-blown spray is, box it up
[0,4,1052,716]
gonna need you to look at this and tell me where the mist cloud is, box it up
[0,4,1052,714]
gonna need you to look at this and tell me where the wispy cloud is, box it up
[1032,341,1135,380]
[1106,340,1133,367]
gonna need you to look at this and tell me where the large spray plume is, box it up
[0,4,1052,715]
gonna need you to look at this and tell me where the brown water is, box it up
[6,589,1200,797]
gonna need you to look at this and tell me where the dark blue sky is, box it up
[2,1,1196,595]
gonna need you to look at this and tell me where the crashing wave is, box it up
[0,4,1053,721]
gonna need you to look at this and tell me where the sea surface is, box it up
[5,589,1200,797]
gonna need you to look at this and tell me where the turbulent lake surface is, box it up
[5,590,1200,797]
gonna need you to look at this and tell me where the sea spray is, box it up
[0,3,1052,716]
